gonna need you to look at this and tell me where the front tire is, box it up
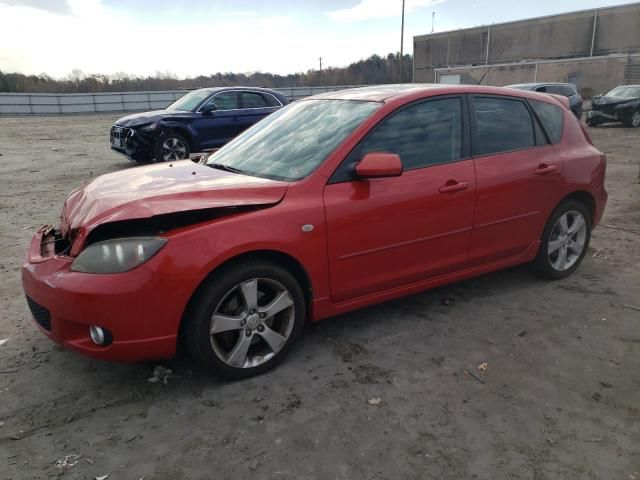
[153,132,190,162]
[184,260,306,379]
[531,201,591,280]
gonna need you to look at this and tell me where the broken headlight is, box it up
[71,237,167,274]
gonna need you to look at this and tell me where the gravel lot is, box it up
[0,114,638,480]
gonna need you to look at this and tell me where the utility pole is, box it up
[319,57,323,86]
[399,0,405,83]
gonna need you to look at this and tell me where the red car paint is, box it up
[22,85,607,362]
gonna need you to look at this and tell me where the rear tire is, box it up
[625,110,640,128]
[153,132,190,162]
[183,259,306,379]
[531,200,591,280]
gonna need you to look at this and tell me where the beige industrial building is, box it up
[413,2,640,97]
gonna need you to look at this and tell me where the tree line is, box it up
[0,53,413,93]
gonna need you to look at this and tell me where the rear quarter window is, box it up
[530,100,564,144]
[264,93,282,107]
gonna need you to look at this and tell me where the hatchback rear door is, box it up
[323,95,476,302]
[468,95,564,265]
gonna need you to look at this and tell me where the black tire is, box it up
[623,110,640,128]
[153,132,190,162]
[531,200,592,280]
[183,259,306,380]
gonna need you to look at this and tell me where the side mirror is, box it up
[355,152,403,179]
[200,103,217,114]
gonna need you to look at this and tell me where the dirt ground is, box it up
[0,114,638,480]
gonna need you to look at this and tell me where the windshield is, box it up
[167,90,212,111]
[206,99,380,181]
[606,86,640,98]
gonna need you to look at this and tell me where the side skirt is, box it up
[311,241,540,321]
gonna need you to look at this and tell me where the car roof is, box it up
[192,86,282,95]
[506,82,575,88]
[307,83,564,103]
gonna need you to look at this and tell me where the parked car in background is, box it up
[110,87,288,163]
[24,85,607,379]
[587,85,640,128]
[506,83,583,119]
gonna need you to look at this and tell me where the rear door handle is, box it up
[534,164,558,175]
[439,181,469,194]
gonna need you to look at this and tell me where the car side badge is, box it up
[302,224,314,233]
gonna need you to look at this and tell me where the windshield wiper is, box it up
[208,163,246,175]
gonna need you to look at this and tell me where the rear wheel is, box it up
[531,201,591,280]
[153,132,190,161]
[626,110,640,128]
[184,260,306,379]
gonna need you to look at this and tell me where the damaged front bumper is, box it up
[21,226,194,362]
[110,125,154,163]
[587,109,619,122]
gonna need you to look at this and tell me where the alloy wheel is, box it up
[209,278,295,368]
[547,210,587,271]
[161,137,188,161]
[632,111,640,128]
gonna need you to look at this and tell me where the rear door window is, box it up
[530,99,564,144]
[241,92,269,108]
[472,96,535,156]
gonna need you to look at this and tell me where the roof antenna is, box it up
[477,66,491,85]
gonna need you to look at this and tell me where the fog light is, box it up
[89,325,112,346]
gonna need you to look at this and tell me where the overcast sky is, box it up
[0,0,636,78]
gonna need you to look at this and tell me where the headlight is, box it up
[142,122,158,132]
[71,237,167,274]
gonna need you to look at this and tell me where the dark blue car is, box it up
[110,87,288,163]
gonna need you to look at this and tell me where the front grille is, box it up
[110,126,132,140]
[39,229,71,258]
[26,296,51,331]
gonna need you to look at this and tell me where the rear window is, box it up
[472,97,535,156]
[241,92,269,108]
[530,100,564,144]
[546,85,576,97]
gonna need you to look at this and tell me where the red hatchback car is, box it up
[22,85,607,378]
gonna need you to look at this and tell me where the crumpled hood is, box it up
[60,161,288,246]
[115,109,193,127]
[592,96,640,107]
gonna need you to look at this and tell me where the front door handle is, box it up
[534,164,558,175]
[439,181,469,194]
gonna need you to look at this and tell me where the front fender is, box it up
[154,121,196,149]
